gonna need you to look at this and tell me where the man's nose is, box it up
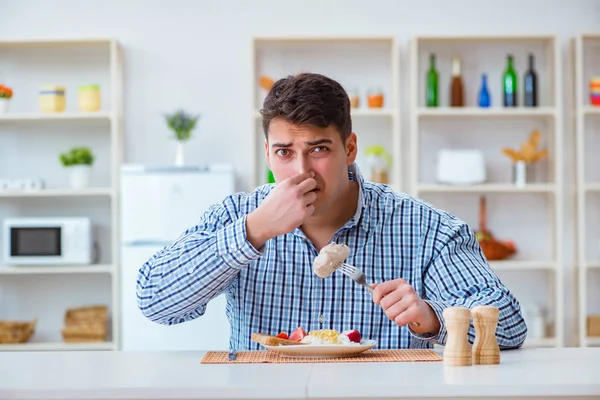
[297,156,312,175]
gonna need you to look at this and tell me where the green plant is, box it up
[364,145,392,166]
[165,109,200,141]
[59,147,95,167]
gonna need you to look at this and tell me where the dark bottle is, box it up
[450,55,464,107]
[426,54,439,107]
[524,53,538,107]
[503,55,518,107]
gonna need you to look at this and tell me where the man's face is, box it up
[265,118,357,217]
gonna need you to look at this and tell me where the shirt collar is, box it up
[345,162,370,233]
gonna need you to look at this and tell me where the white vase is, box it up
[0,98,9,114]
[174,141,185,166]
[69,165,91,189]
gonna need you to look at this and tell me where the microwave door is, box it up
[11,227,62,257]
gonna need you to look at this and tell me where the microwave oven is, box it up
[3,217,92,265]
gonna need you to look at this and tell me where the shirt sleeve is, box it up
[136,195,263,325]
[409,221,527,349]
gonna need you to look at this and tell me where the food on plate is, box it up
[301,329,363,345]
[251,326,365,347]
[288,326,307,341]
[251,332,308,346]
[312,243,350,278]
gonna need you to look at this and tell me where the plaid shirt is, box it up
[137,164,527,350]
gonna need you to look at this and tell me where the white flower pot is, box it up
[0,98,9,114]
[68,165,92,189]
[174,141,185,166]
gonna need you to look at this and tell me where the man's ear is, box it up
[346,133,358,165]
[264,139,270,169]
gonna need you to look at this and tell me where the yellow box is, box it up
[77,84,101,112]
[39,86,66,112]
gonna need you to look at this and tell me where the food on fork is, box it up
[313,242,350,278]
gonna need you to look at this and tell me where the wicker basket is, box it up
[0,319,37,344]
[476,196,516,261]
[64,305,107,325]
[61,323,106,342]
[62,305,108,343]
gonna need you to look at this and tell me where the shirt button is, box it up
[230,244,236,249]
[188,268,194,274]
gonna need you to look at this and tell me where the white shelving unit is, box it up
[409,35,564,347]
[250,36,401,192]
[573,33,600,347]
[0,38,123,351]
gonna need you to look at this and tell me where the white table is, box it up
[0,348,599,399]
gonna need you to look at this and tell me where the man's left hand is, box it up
[371,278,441,335]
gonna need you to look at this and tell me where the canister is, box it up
[39,85,66,112]
[77,84,101,112]
[590,77,600,106]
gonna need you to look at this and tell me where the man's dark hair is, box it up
[260,72,352,142]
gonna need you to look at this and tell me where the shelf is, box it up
[414,34,556,43]
[584,262,600,269]
[416,107,556,118]
[0,341,115,351]
[253,35,395,44]
[0,111,112,122]
[585,337,600,346]
[0,188,114,198]
[489,261,555,271]
[0,264,114,275]
[0,38,115,47]
[584,183,600,192]
[416,183,556,194]
[583,106,600,116]
[522,337,557,348]
[254,108,394,119]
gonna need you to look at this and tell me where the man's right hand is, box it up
[246,172,317,249]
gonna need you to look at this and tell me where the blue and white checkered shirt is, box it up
[137,164,527,350]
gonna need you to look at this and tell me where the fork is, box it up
[337,263,420,327]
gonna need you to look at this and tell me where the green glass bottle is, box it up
[503,55,518,107]
[426,53,438,107]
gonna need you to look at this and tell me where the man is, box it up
[137,73,527,350]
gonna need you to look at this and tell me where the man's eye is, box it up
[313,146,329,153]
[276,149,289,156]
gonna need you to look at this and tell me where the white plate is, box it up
[263,340,377,358]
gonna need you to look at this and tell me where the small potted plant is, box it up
[165,109,200,166]
[59,147,95,189]
[0,84,13,114]
[364,145,392,184]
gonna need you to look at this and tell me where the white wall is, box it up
[2,0,600,346]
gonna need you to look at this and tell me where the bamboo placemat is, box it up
[201,349,442,364]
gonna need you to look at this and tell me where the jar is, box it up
[347,88,360,109]
[367,87,384,108]
[78,85,101,112]
[590,77,600,106]
[39,85,66,113]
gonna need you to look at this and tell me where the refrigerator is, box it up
[120,164,235,351]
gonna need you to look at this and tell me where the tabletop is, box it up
[0,347,599,399]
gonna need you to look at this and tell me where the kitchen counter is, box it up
[0,347,599,399]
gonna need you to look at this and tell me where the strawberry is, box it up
[276,332,288,339]
[288,326,307,342]
[342,329,361,343]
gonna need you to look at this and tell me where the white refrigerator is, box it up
[120,164,235,351]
